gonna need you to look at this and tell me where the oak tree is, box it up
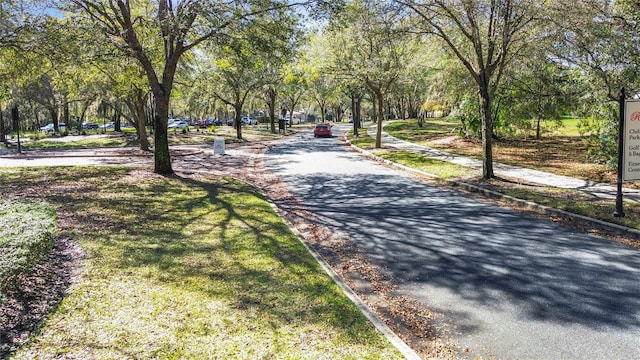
[398,0,542,178]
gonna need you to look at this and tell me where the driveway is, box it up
[264,124,640,359]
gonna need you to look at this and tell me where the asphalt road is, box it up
[264,124,640,360]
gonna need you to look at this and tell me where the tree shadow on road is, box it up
[266,132,640,333]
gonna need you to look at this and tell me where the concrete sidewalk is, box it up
[367,124,640,203]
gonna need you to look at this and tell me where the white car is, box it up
[285,116,300,125]
[168,120,189,129]
[40,123,66,134]
[242,117,258,125]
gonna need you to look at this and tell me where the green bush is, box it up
[0,200,57,298]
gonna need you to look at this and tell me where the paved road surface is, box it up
[265,125,640,359]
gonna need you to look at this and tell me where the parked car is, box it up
[199,119,222,127]
[313,123,332,138]
[227,119,234,126]
[100,122,114,130]
[82,123,100,130]
[168,120,189,129]
[285,115,300,125]
[40,123,66,134]
[242,117,258,125]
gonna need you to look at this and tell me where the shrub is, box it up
[582,103,619,169]
[0,200,57,298]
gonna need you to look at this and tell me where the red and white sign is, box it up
[623,100,640,181]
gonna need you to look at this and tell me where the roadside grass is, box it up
[477,181,640,231]
[349,132,477,179]
[374,150,475,179]
[348,134,377,148]
[0,200,57,297]
[21,136,140,149]
[559,117,583,137]
[1,167,402,359]
[384,118,615,183]
[347,128,640,233]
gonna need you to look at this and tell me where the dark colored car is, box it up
[313,123,332,137]
[82,123,100,130]
[197,119,214,128]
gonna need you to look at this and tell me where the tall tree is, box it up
[281,62,307,128]
[209,41,262,140]
[0,1,49,136]
[209,8,297,139]
[398,0,541,179]
[297,31,331,123]
[64,0,295,174]
[550,0,640,101]
[328,0,410,148]
[260,16,302,133]
[498,50,578,139]
[547,0,640,166]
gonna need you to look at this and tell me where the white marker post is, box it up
[213,138,225,155]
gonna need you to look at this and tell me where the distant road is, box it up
[265,124,640,359]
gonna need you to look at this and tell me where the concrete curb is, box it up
[342,133,640,241]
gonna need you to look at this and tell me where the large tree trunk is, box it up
[50,108,59,131]
[351,95,358,137]
[289,100,299,129]
[267,89,276,133]
[479,90,494,179]
[371,93,377,124]
[63,101,70,134]
[234,104,243,140]
[134,90,151,151]
[114,112,121,132]
[356,95,362,129]
[375,90,384,148]
[320,105,326,124]
[80,100,91,123]
[0,111,5,143]
[154,94,173,175]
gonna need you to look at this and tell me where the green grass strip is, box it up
[1,167,402,359]
[0,200,57,297]
[374,150,475,180]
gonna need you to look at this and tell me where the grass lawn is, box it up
[384,118,615,183]
[0,167,402,359]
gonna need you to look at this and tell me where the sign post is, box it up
[615,87,640,217]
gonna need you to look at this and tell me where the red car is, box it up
[313,123,332,137]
